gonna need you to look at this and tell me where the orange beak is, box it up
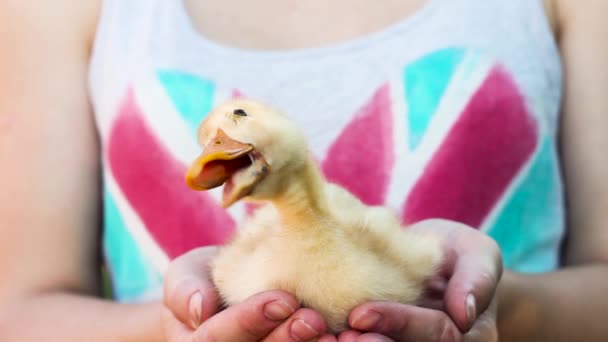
[185,129,270,207]
[185,129,253,191]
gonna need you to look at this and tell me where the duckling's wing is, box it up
[326,184,442,280]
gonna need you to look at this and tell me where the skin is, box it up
[0,0,606,341]
[164,220,501,342]
[0,1,164,341]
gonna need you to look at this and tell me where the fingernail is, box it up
[189,291,203,327]
[264,299,295,321]
[352,311,383,330]
[466,293,477,324]
[290,319,319,341]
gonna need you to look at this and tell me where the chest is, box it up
[94,0,566,292]
[183,0,429,50]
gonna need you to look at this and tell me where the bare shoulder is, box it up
[0,0,104,299]
[549,0,608,38]
[0,0,101,52]
[550,0,608,264]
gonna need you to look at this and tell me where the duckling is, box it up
[185,99,443,333]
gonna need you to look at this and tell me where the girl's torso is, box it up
[90,0,565,302]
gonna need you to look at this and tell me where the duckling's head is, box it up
[185,99,309,207]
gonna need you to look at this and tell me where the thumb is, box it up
[163,246,222,329]
[444,244,502,332]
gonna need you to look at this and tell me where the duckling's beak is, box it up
[185,129,269,207]
[186,129,253,190]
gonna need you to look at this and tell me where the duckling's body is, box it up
[211,154,441,333]
[186,99,442,333]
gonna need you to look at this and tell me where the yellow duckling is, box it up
[185,99,442,333]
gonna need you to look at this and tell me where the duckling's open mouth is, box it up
[185,129,269,207]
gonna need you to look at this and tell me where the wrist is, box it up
[495,271,541,342]
[124,301,165,342]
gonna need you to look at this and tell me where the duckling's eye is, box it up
[233,109,247,117]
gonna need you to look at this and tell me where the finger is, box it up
[161,306,192,342]
[193,290,300,342]
[164,247,221,328]
[318,335,340,342]
[463,298,498,342]
[354,333,394,342]
[416,297,444,311]
[263,308,326,342]
[349,301,463,342]
[425,275,448,295]
[338,330,362,342]
[444,230,502,332]
[338,330,394,342]
[411,219,503,332]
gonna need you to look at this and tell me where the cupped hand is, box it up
[340,219,503,341]
[338,297,498,342]
[162,246,337,342]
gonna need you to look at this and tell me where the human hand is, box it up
[338,297,497,342]
[340,219,502,341]
[162,246,338,341]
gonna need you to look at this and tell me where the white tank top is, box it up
[90,0,564,302]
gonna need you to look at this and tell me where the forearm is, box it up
[0,292,164,342]
[497,265,608,342]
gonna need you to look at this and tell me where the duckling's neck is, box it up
[271,155,328,224]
